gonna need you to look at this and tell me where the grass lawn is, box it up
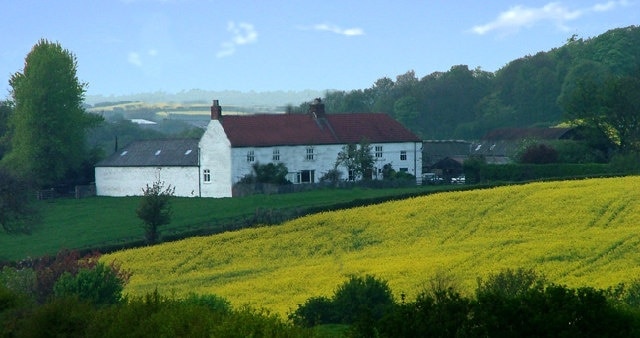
[0,185,451,262]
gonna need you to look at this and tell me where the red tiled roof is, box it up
[220,113,421,147]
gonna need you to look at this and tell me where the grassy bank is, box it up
[1,185,449,262]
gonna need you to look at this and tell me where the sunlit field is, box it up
[103,176,640,316]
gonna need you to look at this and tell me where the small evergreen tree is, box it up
[136,180,175,245]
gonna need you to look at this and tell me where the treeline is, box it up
[294,26,640,141]
[3,263,640,337]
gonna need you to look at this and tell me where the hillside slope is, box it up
[103,176,640,315]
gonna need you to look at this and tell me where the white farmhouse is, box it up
[95,99,423,198]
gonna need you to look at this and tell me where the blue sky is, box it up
[1,0,638,98]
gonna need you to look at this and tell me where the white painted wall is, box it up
[231,142,422,184]
[199,120,233,198]
[95,166,200,197]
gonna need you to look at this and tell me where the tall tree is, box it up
[5,39,101,187]
[562,71,640,153]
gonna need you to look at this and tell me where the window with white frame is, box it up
[400,150,407,161]
[272,148,280,161]
[247,150,255,162]
[203,169,211,183]
[305,147,315,161]
[299,170,315,183]
[375,145,383,158]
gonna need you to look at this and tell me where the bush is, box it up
[475,267,545,299]
[53,262,126,305]
[379,287,472,337]
[518,143,559,164]
[289,274,395,333]
[289,296,335,327]
[15,296,94,338]
[183,292,232,313]
[0,266,36,298]
[32,249,101,303]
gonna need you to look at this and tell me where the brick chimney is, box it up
[308,97,325,118]
[211,99,222,120]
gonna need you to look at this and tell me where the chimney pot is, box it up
[309,97,325,118]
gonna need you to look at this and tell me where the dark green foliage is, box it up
[289,296,335,327]
[0,168,36,233]
[332,275,395,325]
[463,155,486,184]
[381,163,415,182]
[475,268,545,299]
[374,268,639,337]
[562,69,640,153]
[0,266,36,298]
[31,249,101,303]
[335,140,374,181]
[468,162,620,183]
[471,284,636,337]
[1,289,312,337]
[182,292,232,313]
[136,180,175,245]
[290,274,395,331]
[5,39,102,188]
[297,26,640,142]
[53,262,126,305]
[246,162,291,185]
[15,296,94,337]
[319,168,343,184]
[380,287,472,337]
[0,100,12,160]
[518,144,559,164]
[551,140,608,163]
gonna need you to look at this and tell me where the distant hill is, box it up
[85,89,325,108]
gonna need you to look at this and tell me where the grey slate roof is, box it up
[96,139,199,167]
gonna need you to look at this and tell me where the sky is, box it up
[1,0,638,98]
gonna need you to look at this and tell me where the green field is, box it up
[0,185,442,262]
[102,177,640,316]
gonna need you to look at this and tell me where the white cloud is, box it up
[471,0,629,36]
[311,23,365,36]
[128,52,142,66]
[127,49,158,66]
[216,21,258,58]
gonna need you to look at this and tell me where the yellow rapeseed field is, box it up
[103,176,640,316]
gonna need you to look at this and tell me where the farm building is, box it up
[471,127,577,164]
[95,99,423,198]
